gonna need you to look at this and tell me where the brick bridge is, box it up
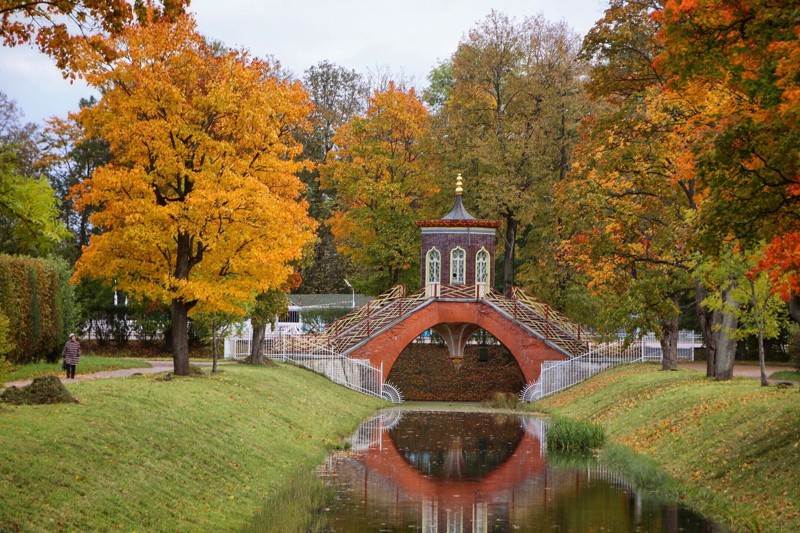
[324,283,589,387]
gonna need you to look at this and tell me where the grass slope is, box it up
[0,364,384,531]
[535,363,800,532]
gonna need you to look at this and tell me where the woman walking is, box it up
[62,333,80,379]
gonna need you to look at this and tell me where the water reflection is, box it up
[320,410,726,532]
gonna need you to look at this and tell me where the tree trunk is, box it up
[750,279,768,387]
[249,323,266,365]
[694,279,717,377]
[659,311,680,371]
[789,292,800,325]
[171,299,191,376]
[758,329,768,386]
[715,283,739,381]
[211,318,219,374]
[503,215,518,297]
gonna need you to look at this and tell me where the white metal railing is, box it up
[520,331,702,402]
[224,333,390,400]
[639,331,701,361]
[521,339,643,402]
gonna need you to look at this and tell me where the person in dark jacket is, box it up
[62,333,80,379]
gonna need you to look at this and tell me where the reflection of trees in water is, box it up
[390,412,523,480]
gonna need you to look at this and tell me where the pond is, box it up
[316,410,726,532]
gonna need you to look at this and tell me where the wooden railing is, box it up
[327,285,406,337]
[484,288,590,357]
[328,289,431,354]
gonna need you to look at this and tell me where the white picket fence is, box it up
[224,333,392,400]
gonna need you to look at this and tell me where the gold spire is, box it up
[455,173,463,195]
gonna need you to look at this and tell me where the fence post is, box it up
[545,307,551,339]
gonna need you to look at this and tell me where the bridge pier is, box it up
[432,322,479,370]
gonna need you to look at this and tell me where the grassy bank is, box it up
[534,363,800,532]
[0,363,384,531]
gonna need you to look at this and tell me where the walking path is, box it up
[2,360,198,389]
[678,361,794,380]
[4,359,794,390]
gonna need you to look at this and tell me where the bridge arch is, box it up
[347,300,567,384]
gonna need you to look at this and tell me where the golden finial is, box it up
[455,173,463,195]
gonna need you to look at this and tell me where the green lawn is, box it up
[534,363,800,532]
[2,355,149,382]
[0,363,384,531]
[771,370,800,381]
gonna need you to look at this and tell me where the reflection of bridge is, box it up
[319,411,635,532]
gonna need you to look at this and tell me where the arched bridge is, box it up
[324,284,589,386]
[251,284,629,402]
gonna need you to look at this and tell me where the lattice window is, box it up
[476,248,489,284]
[450,246,465,284]
[426,247,441,284]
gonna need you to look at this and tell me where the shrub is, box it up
[0,310,12,380]
[0,254,63,363]
[483,391,521,410]
[546,416,607,452]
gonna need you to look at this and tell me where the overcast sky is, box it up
[0,0,608,126]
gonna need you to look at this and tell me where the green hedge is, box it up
[0,254,77,364]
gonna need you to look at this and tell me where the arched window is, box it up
[476,248,489,284]
[426,247,441,285]
[450,247,465,284]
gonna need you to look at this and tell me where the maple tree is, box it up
[436,11,589,296]
[0,0,189,76]
[321,82,438,293]
[70,14,315,375]
[558,85,695,370]
[564,0,746,374]
[656,0,800,322]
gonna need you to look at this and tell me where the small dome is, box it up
[442,174,475,220]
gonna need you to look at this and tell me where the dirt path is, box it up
[679,361,796,381]
[4,360,794,391]
[2,360,177,389]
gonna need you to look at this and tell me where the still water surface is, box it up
[318,410,726,532]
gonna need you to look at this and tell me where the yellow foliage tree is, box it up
[70,15,315,374]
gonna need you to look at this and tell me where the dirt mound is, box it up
[1,375,78,405]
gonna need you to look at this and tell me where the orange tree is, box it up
[70,14,315,374]
[321,82,437,293]
[563,0,746,374]
[656,0,800,322]
[0,0,189,76]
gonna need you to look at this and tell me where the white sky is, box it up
[0,0,608,126]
